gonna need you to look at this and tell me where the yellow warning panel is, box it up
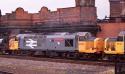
[9,39,18,50]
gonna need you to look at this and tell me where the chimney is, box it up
[121,0,125,16]
[75,0,95,7]
[109,0,122,17]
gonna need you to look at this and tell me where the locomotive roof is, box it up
[76,32,91,36]
[46,34,76,39]
[119,31,125,36]
[16,34,44,38]
[16,32,92,39]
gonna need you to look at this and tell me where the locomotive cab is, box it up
[104,31,125,55]
[78,37,95,53]
[77,32,96,53]
[115,31,125,55]
[9,36,19,50]
[115,36,125,55]
[104,38,118,54]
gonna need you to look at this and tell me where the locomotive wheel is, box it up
[61,53,67,58]
[48,51,58,58]
[65,52,78,59]
[1,50,9,55]
[19,50,31,56]
[9,50,19,55]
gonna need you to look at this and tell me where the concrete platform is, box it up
[0,57,114,74]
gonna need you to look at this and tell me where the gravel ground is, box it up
[0,57,115,74]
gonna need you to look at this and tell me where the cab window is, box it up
[79,36,86,41]
[117,36,125,41]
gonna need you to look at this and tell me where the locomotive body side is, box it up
[16,33,79,53]
[46,35,78,52]
[18,34,47,51]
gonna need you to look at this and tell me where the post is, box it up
[0,9,1,24]
[123,34,125,53]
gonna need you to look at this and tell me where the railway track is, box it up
[0,54,114,67]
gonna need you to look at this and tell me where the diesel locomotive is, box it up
[0,31,125,60]
[7,32,103,58]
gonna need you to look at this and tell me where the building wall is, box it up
[0,6,96,26]
[1,7,32,25]
[121,0,125,16]
[110,0,125,17]
[97,0,125,38]
[80,7,96,22]
[97,23,125,38]
[110,0,121,17]
[75,0,95,7]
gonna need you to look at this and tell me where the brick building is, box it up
[97,22,125,38]
[0,0,97,26]
[110,0,122,17]
[0,0,125,38]
[75,0,95,7]
[109,0,125,17]
[97,0,125,38]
